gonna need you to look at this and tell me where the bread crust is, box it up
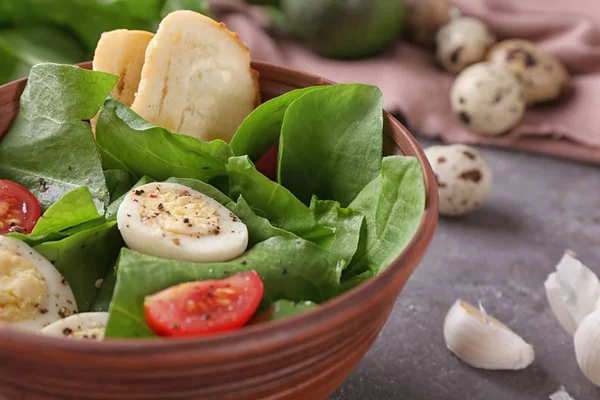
[92,29,154,106]
[131,11,261,143]
[215,22,261,107]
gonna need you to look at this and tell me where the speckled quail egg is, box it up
[436,17,496,73]
[406,0,451,48]
[425,144,493,216]
[486,39,571,105]
[451,62,526,136]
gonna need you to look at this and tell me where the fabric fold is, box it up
[211,0,600,164]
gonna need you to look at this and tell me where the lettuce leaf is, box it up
[0,63,117,212]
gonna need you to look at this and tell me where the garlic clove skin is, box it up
[574,309,600,387]
[545,272,578,335]
[544,251,600,335]
[443,300,535,370]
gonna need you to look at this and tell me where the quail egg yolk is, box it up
[136,188,221,236]
[0,247,47,323]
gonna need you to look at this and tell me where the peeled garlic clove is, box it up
[545,272,578,335]
[574,309,600,387]
[443,300,535,370]
[549,386,576,400]
[544,251,600,335]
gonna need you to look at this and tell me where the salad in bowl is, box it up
[0,11,427,341]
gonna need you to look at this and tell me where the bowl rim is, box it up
[0,61,438,357]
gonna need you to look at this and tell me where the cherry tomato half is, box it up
[255,142,279,182]
[0,180,42,235]
[144,271,264,337]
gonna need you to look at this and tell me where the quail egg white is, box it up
[41,312,108,341]
[0,236,77,331]
[117,182,248,262]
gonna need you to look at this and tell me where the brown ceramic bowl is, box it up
[0,61,438,400]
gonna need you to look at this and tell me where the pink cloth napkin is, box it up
[211,0,600,164]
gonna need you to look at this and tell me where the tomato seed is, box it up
[215,298,230,306]
[186,300,197,313]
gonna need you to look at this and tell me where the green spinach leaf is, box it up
[271,300,317,319]
[338,270,374,294]
[7,215,107,247]
[309,198,363,264]
[30,187,101,236]
[34,221,124,312]
[346,156,426,276]
[0,63,117,212]
[227,156,331,239]
[96,99,232,183]
[104,169,137,203]
[89,265,117,312]
[342,175,381,277]
[278,84,383,206]
[230,87,322,160]
[6,231,67,248]
[268,299,317,320]
[106,176,155,222]
[228,196,297,246]
[106,237,344,338]
[252,300,318,323]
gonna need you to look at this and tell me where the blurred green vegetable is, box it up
[0,26,87,83]
[0,0,212,85]
[281,0,407,59]
[160,0,211,18]
[245,0,281,6]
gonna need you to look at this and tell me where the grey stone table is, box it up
[331,137,600,400]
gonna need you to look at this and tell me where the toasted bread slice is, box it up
[92,29,155,107]
[131,11,260,143]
